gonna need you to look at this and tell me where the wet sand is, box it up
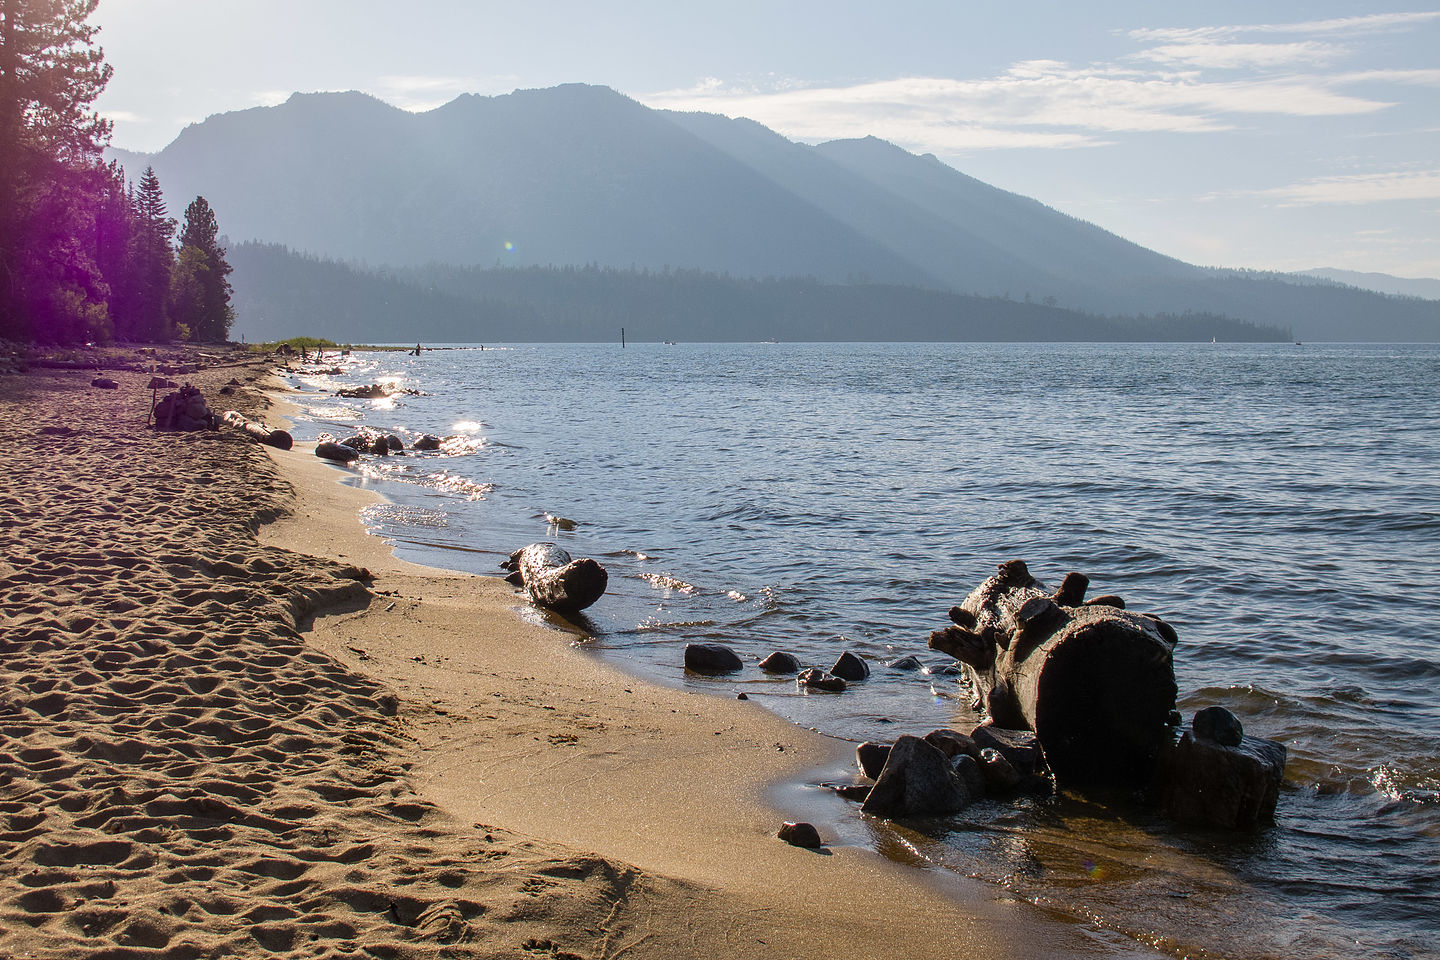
[0,349,1127,959]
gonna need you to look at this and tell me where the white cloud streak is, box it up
[1232,169,1440,206]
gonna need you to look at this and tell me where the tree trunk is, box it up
[507,543,607,615]
[222,410,293,450]
[929,560,1177,784]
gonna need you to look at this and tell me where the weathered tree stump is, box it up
[504,543,607,614]
[929,560,1178,784]
[222,410,294,450]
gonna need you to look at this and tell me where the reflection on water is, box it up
[284,342,1440,959]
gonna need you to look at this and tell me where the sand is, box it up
[0,349,1118,959]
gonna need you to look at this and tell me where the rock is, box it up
[923,662,964,676]
[545,514,578,531]
[861,735,974,819]
[856,741,891,780]
[777,821,823,848]
[758,651,802,674]
[1193,706,1244,746]
[1151,732,1286,829]
[91,377,119,389]
[923,729,978,760]
[978,747,1023,792]
[952,754,986,798]
[797,668,846,692]
[1167,710,1184,726]
[683,642,743,674]
[385,434,405,452]
[736,692,748,701]
[831,651,870,681]
[971,726,1046,777]
[315,441,360,464]
[413,434,442,451]
[886,655,924,671]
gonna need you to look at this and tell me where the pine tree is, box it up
[129,165,175,341]
[173,195,233,341]
[0,0,114,341]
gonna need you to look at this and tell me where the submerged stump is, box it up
[505,543,607,615]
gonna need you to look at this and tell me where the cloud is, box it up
[376,74,521,112]
[252,90,290,107]
[1138,40,1345,70]
[99,109,145,124]
[1220,169,1440,206]
[1128,11,1440,44]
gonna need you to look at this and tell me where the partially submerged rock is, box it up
[830,651,870,682]
[684,642,743,674]
[861,735,973,819]
[1151,730,1286,829]
[758,651,802,674]
[797,668,846,692]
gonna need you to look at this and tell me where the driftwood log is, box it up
[503,543,607,615]
[929,560,1177,783]
[222,410,294,450]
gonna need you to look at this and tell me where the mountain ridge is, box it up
[106,83,1439,341]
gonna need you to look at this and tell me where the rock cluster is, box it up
[151,383,217,431]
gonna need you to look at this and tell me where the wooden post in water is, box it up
[621,327,626,348]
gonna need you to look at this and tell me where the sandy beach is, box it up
[0,350,1119,959]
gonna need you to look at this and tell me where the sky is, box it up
[90,1,1440,279]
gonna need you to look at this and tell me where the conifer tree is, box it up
[173,195,233,341]
[129,165,175,341]
[0,0,114,341]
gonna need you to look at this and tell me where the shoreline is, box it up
[0,349,1135,959]
[259,380,1138,957]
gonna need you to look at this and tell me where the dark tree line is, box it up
[0,0,232,343]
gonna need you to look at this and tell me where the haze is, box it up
[91,1,1440,279]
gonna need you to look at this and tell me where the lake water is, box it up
[281,341,1440,959]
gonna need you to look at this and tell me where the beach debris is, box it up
[222,410,294,450]
[545,513,578,531]
[758,651,802,674]
[90,376,118,389]
[830,651,871,682]
[928,559,1178,785]
[315,439,360,463]
[1150,721,1287,829]
[856,741,891,779]
[861,735,975,819]
[796,668,846,692]
[684,642,743,674]
[777,821,823,848]
[413,434,443,451]
[151,383,217,431]
[502,542,608,614]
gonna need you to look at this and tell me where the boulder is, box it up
[777,821,823,848]
[952,754,986,798]
[831,651,870,681]
[856,741,891,780]
[1193,706,1244,746]
[860,735,973,819]
[758,651,802,674]
[1151,732,1286,829]
[413,434,443,451]
[923,729,978,760]
[91,377,119,389]
[315,441,359,464]
[978,747,1023,792]
[886,655,924,671]
[971,726,1046,777]
[684,642,743,674]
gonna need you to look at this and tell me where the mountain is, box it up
[111,84,1439,341]
[229,241,1289,344]
[1292,269,1440,301]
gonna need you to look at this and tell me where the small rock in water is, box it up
[978,747,1023,792]
[971,726,1046,777]
[797,668,846,693]
[684,642,743,674]
[861,735,974,818]
[831,651,870,682]
[856,741,892,780]
[923,729,978,760]
[736,692,749,701]
[952,754,986,797]
[413,434,442,451]
[1193,706,1244,746]
[778,821,823,848]
[546,514,578,531]
[758,651,802,674]
[886,655,924,671]
[923,662,965,677]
